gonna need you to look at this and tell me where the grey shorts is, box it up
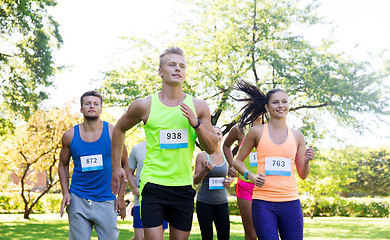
[66,193,119,240]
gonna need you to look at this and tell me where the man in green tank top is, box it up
[111,47,218,240]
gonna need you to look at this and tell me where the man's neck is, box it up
[82,118,103,132]
[159,84,186,107]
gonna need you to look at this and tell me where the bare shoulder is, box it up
[130,96,152,112]
[228,124,243,139]
[291,128,305,143]
[62,127,75,146]
[123,96,152,123]
[107,122,115,129]
[196,151,208,163]
[247,124,264,144]
[107,122,115,137]
[192,97,209,116]
[249,124,264,135]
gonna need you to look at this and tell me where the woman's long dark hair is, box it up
[232,80,287,130]
[232,80,268,129]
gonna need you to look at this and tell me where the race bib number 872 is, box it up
[80,154,103,172]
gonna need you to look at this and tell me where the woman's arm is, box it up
[193,152,214,185]
[233,126,265,187]
[222,125,241,167]
[293,129,315,180]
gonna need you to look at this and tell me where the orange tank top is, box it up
[252,124,299,202]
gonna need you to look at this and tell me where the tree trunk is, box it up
[23,205,32,219]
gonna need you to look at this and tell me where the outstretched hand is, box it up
[111,167,127,195]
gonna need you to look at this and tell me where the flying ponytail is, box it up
[231,80,268,129]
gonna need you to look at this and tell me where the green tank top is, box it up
[141,93,197,186]
[239,126,258,182]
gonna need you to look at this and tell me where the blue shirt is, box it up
[69,121,115,201]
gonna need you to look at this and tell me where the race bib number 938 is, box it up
[160,129,188,149]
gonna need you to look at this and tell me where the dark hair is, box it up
[159,47,185,68]
[80,90,103,107]
[232,81,286,129]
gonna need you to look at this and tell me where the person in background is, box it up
[127,141,168,240]
[58,90,129,240]
[194,126,234,240]
[223,118,263,240]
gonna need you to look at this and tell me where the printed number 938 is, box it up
[166,132,182,140]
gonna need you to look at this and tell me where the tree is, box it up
[0,107,80,219]
[298,146,390,218]
[346,147,390,197]
[297,148,357,218]
[99,0,389,139]
[0,0,63,125]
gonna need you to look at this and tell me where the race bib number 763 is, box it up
[264,157,291,176]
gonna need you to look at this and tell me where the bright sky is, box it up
[47,0,390,148]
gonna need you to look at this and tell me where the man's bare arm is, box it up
[111,98,149,194]
[181,98,218,154]
[58,129,73,217]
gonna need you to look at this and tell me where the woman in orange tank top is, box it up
[232,81,315,240]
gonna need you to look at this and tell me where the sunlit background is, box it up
[47,0,390,148]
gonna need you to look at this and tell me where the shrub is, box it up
[300,197,390,218]
[0,192,62,213]
[1,191,388,218]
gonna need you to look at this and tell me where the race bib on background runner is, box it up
[264,157,291,176]
[209,177,225,190]
[81,154,103,172]
[160,129,188,149]
[249,152,258,167]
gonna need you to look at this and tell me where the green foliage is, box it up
[98,41,162,107]
[301,197,390,218]
[346,147,390,196]
[0,107,80,219]
[228,196,240,215]
[297,146,390,218]
[297,148,356,217]
[0,192,61,213]
[0,117,14,137]
[0,0,63,120]
[2,192,388,219]
[99,0,389,137]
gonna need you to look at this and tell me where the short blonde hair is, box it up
[159,47,185,68]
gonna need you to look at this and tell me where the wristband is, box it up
[243,170,251,180]
[193,118,201,129]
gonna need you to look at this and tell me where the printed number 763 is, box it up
[272,160,285,167]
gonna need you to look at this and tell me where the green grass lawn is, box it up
[0,213,389,239]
